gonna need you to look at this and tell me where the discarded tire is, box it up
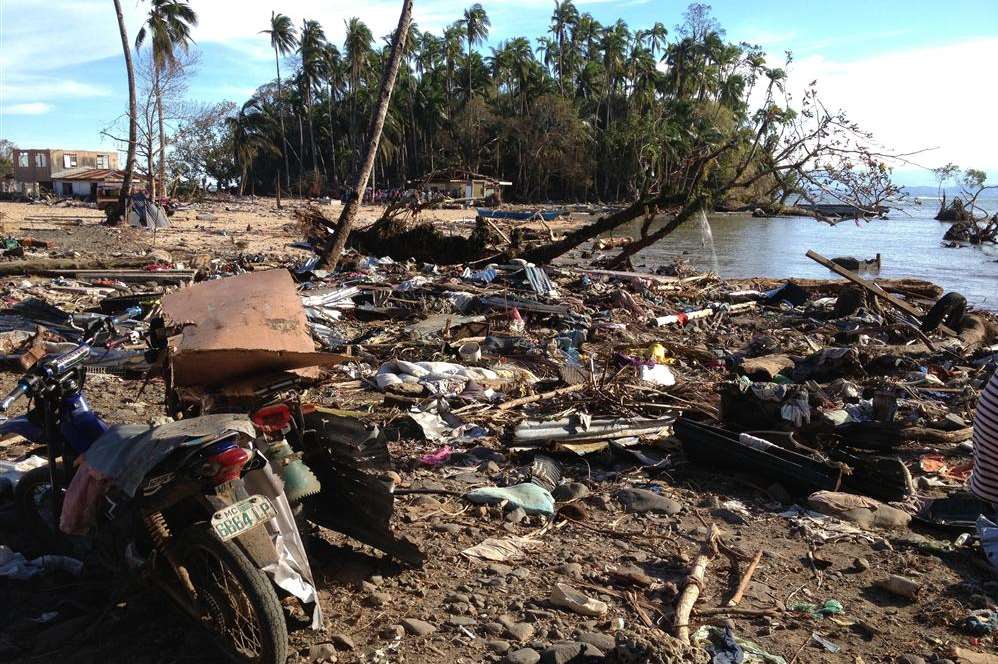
[921,292,966,332]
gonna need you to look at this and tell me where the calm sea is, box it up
[616,195,998,309]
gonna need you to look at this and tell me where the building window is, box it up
[63,154,78,169]
[34,153,47,168]
[96,154,108,168]
[18,153,29,168]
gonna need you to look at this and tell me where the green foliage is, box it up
[0,139,14,181]
[169,101,239,190]
[216,1,890,208]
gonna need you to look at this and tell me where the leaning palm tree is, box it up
[135,0,197,199]
[260,11,296,192]
[317,0,414,270]
[460,4,490,102]
[111,0,137,224]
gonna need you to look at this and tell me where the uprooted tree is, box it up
[315,0,414,270]
[514,71,905,267]
[303,44,905,267]
[934,165,996,222]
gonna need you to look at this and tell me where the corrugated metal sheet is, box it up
[524,265,555,296]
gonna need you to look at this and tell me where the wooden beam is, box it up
[805,250,956,337]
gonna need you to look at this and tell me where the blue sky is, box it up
[2,0,997,186]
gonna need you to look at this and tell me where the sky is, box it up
[1,0,997,186]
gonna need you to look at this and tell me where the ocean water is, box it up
[616,195,998,309]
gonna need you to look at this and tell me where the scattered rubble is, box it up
[0,199,996,663]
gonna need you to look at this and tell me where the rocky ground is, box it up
[0,196,995,664]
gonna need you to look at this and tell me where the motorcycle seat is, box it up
[84,414,256,497]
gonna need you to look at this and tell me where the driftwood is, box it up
[806,250,958,337]
[726,549,764,607]
[497,383,586,411]
[675,523,721,644]
[901,426,973,444]
[0,256,155,277]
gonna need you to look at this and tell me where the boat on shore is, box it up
[476,208,560,222]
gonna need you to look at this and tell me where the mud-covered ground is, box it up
[0,197,995,664]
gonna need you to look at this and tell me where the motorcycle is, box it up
[2,307,312,664]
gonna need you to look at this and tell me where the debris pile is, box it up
[0,207,997,663]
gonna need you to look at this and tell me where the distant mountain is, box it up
[903,185,956,198]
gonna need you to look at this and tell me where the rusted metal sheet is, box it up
[162,269,349,386]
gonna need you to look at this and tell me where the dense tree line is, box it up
[197,2,830,205]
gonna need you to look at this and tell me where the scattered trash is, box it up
[0,545,83,580]
[464,483,555,517]
[549,583,608,617]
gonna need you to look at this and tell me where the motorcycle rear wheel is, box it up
[174,526,288,664]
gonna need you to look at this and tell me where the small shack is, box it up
[51,168,148,200]
[417,169,511,201]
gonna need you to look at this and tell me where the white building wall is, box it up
[52,180,95,197]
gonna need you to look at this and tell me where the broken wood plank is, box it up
[0,256,156,276]
[805,250,956,337]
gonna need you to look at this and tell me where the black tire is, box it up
[14,465,66,553]
[174,526,288,664]
[922,292,966,333]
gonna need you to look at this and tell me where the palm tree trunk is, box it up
[155,66,166,200]
[275,49,291,191]
[328,83,338,189]
[112,0,137,224]
[317,0,413,270]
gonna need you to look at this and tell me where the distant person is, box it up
[971,370,998,508]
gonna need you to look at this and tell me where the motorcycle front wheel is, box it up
[14,465,67,553]
[174,527,288,664]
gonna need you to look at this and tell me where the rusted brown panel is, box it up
[162,269,347,386]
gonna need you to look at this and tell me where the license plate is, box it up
[211,495,275,541]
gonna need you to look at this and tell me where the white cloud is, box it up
[0,0,474,72]
[3,73,111,101]
[3,102,54,116]
[740,37,998,171]
[776,38,998,173]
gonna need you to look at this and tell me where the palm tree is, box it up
[507,37,535,113]
[442,24,466,101]
[600,20,628,126]
[549,1,578,93]
[642,21,668,58]
[135,0,197,198]
[111,0,137,223]
[260,12,296,192]
[297,19,327,180]
[343,17,373,160]
[572,13,601,61]
[321,43,344,187]
[459,4,490,102]
[227,99,278,195]
[318,0,414,270]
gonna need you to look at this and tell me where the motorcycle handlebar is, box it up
[0,307,145,413]
[45,344,92,377]
[80,306,144,345]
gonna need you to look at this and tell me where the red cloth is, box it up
[59,459,110,536]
